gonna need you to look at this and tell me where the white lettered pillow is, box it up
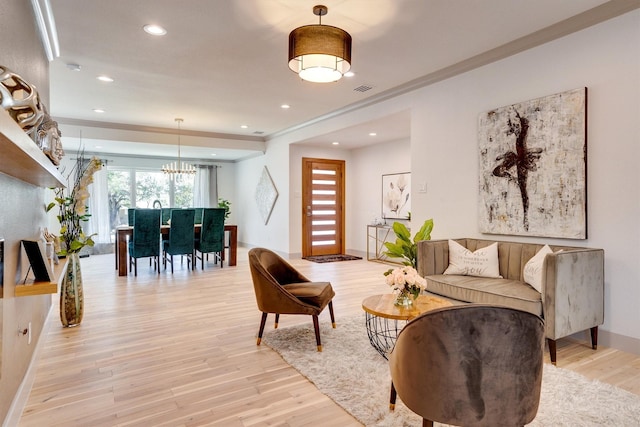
[443,240,502,278]
[523,245,553,293]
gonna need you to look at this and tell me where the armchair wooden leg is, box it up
[328,300,336,328]
[422,419,434,427]
[547,338,557,365]
[389,380,396,411]
[591,326,598,350]
[274,314,280,329]
[312,315,322,352]
[256,312,268,346]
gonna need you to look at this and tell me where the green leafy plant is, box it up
[383,219,434,268]
[218,198,231,221]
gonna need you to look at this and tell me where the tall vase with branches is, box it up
[47,152,102,327]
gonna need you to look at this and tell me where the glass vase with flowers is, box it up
[384,265,427,307]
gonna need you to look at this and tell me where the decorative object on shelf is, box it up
[218,198,231,221]
[384,266,426,307]
[255,166,278,225]
[288,5,352,83]
[161,118,196,176]
[0,65,45,136]
[478,87,587,239]
[35,107,64,165]
[46,151,102,327]
[383,219,433,268]
[382,172,411,220]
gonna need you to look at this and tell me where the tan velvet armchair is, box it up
[248,248,336,351]
[389,304,545,427]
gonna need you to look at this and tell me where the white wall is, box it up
[236,10,640,349]
[349,139,411,254]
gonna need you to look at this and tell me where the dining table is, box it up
[115,224,238,276]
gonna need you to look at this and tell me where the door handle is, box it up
[306,206,312,217]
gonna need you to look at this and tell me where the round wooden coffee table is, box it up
[362,293,453,359]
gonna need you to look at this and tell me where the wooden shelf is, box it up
[0,109,65,188]
[15,259,67,297]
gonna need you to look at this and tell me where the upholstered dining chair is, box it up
[389,304,545,427]
[163,208,195,273]
[248,247,336,351]
[193,207,204,225]
[128,208,161,276]
[194,208,225,270]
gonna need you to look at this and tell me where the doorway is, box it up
[302,158,345,257]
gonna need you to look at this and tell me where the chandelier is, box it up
[288,5,351,83]
[162,118,195,176]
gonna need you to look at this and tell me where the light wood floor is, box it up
[20,248,640,426]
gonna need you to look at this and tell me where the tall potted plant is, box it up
[383,219,433,268]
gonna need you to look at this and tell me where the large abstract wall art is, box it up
[478,88,587,239]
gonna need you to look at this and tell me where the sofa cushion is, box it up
[443,240,502,278]
[523,245,553,293]
[425,274,542,316]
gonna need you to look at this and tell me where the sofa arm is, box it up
[543,249,604,340]
[417,239,455,277]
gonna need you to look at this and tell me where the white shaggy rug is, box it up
[262,314,640,427]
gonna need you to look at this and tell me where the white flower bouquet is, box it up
[384,265,427,300]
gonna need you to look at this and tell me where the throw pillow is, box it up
[523,245,553,293]
[443,240,502,278]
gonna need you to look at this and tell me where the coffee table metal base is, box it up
[364,312,407,360]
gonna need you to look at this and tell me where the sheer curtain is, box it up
[193,165,218,207]
[86,166,111,244]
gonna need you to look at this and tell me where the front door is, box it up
[302,158,345,257]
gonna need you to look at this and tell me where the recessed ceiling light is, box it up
[93,108,105,113]
[281,104,290,109]
[95,145,103,149]
[332,141,340,145]
[240,125,248,129]
[344,71,355,77]
[211,153,217,156]
[369,132,377,136]
[66,63,81,71]
[97,75,114,82]
[143,24,167,36]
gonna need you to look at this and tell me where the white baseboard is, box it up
[3,304,54,427]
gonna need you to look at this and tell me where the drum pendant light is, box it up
[288,5,352,83]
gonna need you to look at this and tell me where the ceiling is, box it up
[46,0,628,161]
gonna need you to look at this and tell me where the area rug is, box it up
[303,254,362,263]
[262,315,640,426]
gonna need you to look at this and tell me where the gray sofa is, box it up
[417,238,604,364]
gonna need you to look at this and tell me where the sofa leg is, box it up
[547,338,557,365]
[591,326,598,350]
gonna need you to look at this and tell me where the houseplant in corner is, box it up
[47,153,102,327]
[383,218,433,268]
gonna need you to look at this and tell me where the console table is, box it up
[366,224,405,265]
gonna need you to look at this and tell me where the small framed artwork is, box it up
[21,240,53,282]
[255,166,278,225]
[382,172,411,219]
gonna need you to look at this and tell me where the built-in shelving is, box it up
[15,258,67,297]
[0,109,65,188]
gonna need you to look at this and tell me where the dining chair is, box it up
[163,209,196,273]
[193,207,204,225]
[128,208,161,276]
[388,304,544,427]
[248,247,336,351]
[127,208,135,225]
[194,208,225,269]
[161,208,173,225]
